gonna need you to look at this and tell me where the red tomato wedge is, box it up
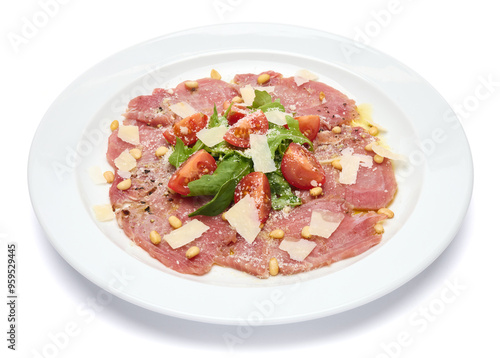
[223,110,268,148]
[234,172,272,223]
[281,143,326,190]
[167,150,217,195]
[226,105,249,125]
[163,112,208,146]
[295,115,320,141]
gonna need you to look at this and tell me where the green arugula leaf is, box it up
[188,179,238,217]
[266,171,302,210]
[251,90,273,108]
[267,116,313,155]
[168,138,205,168]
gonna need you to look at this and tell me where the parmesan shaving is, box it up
[264,110,288,126]
[309,210,344,238]
[196,126,227,147]
[294,69,319,86]
[163,219,209,249]
[114,150,137,172]
[240,84,256,106]
[224,195,261,244]
[249,134,277,173]
[254,86,275,93]
[279,239,317,261]
[92,204,114,222]
[371,144,406,161]
[88,166,107,184]
[117,125,140,145]
[169,102,197,118]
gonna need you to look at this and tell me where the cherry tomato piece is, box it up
[295,115,320,141]
[234,172,272,223]
[163,112,208,146]
[167,150,217,195]
[281,143,326,190]
[223,110,268,148]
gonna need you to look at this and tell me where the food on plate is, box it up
[101,70,398,278]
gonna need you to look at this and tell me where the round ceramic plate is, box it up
[28,23,473,325]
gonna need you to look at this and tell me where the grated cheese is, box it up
[249,134,277,173]
[114,150,137,172]
[92,204,114,222]
[196,126,227,147]
[169,102,197,118]
[117,125,140,145]
[309,210,344,238]
[224,195,261,244]
[163,219,209,249]
[279,239,317,261]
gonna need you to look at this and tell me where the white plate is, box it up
[28,23,473,325]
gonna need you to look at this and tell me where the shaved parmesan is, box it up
[169,102,197,118]
[117,170,132,179]
[224,195,261,244]
[339,154,361,185]
[118,125,140,145]
[249,134,277,173]
[93,204,114,222]
[371,144,405,161]
[163,219,209,249]
[254,86,275,93]
[114,150,137,172]
[279,239,317,261]
[294,69,319,86]
[196,126,227,147]
[265,110,288,126]
[88,166,107,184]
[240,84,256,106]
[309,210,344,238]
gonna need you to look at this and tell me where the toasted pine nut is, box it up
[221,212,227,221]
[155,146,168,157]
[149,230,161,245]
[332,159,342,170]
[269,258,279,276]
[332,126,342,134]
[186,246,200,259]
[231,96,244,103]
[283,206,292,214]
[377,208,394,219]
[368,126,379,136]
[110,120,119,131]
[210,69,221,80]
[184,81,199,90]
[129,148,142,160]
[168,216,182,229]
[310,187,323,197]
[319,91,326,101]
[374,154,384,164]
[374,223,384,234]
[269,229,285,239]
[365,142,374,151]
[257,73,270,84]
[117,179,131,190]
[103,171,114,183]
[301,226,311,239]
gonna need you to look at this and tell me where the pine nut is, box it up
[269,258,279,276]
[269,229,285,239]
[374,154,384,164]
[103,171,115,183]
[319,91,326,101]
[301,226,311,239]
[184,81,199,90]
[210,69,221,80]
[377,208,394,219]
[129,148,142,160]
[155,146,168,157]
[310,187,323,197]
[374,223,384,234]
[231,96,244,103]
[168,216,182,229]
[257,73,270,85]
[332,126,342,134]
[117,179,131,190]
[149,230,161,245]
[332,158,342,170]
[368,126,379,136]
[110,120,119,131]
[365,142,374,151]
[186,246,200,259]
[221,212,227,221]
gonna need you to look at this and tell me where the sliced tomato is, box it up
[163,112,208,146]
[226,105,249,125]
[281,142,326,190]
[295,115,320,141]
[167,150,217,195]
[223,110,268,148]
[234,172,272,223]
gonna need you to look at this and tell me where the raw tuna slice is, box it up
[233,71,359,129]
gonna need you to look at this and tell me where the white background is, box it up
[1,0,497,357]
